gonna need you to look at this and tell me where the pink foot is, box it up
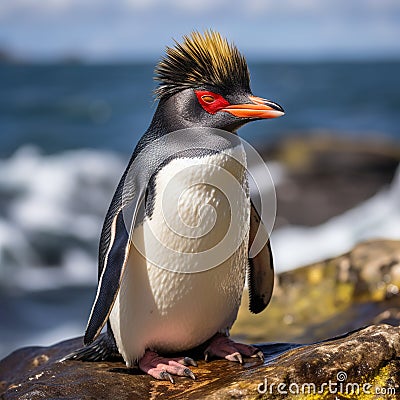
[138,350,197,383]
[204,333,264,364]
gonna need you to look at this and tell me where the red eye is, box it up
[195,90,230,114]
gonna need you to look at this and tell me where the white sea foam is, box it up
[0,146,125,290]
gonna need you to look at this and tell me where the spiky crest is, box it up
[155,30,250,99]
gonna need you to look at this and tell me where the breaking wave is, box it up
[0,146,125,290]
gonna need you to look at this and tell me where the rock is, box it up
[1,240,400,399]
[260,135,400,227]
[232,239,400,343]
[0,325,398,399]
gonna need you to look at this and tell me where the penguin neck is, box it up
[146,97,190,136]
[137,97,199,152]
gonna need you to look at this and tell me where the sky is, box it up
[0,0,400,61]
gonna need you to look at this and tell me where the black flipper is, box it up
[247,200,274,314]
[84,209,130,345]
[60,325,122,362]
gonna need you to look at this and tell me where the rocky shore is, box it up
[1,239,399,399]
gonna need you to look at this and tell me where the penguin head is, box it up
[153,31,284,133]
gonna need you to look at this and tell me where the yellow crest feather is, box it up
[155,30,250,98]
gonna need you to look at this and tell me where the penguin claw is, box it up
[226,352,243,364]
[160,371,174,383]
[204,351,210,362]
[251,350,265,362]
[184,368,196,380]
[183,356,198,367]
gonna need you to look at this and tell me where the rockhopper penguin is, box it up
[64,31,284,382]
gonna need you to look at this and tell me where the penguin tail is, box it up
[59,332,122,363]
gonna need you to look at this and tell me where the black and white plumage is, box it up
[63,31,284,381]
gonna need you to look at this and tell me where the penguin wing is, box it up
[84,161,142,345]
[247,200,274,314]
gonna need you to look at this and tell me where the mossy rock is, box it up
[233,239,400,344]
[0,325,399,399]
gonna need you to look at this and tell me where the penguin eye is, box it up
[201,95,215,103]
[195,90,230,114]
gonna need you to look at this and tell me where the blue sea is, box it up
[1,61,400,158]
[0,61,400,359]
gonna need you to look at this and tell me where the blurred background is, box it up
[0,0,400,359]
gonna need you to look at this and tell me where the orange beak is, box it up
[221,95,284,119]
